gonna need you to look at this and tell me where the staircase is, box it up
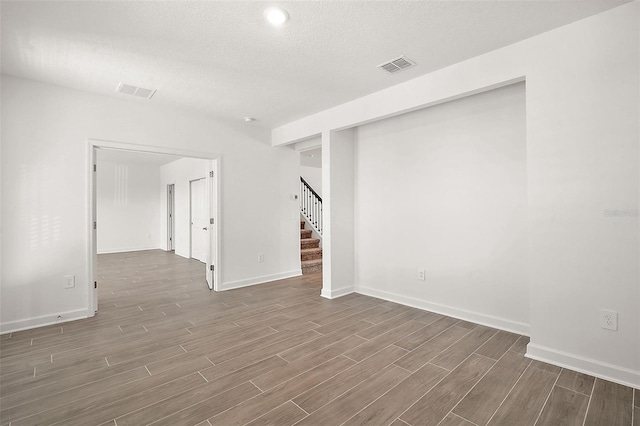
[300,220,322,274]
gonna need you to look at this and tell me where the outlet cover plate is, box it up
[64,275,75,289]
[600,309,618,331]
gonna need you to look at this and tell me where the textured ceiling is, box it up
[1,1,631,135]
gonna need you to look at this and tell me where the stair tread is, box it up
[301,248,322,253]
[301,237,320,251]
[301,259,323,266]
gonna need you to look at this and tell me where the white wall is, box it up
[96,158,161,254]
[523,6,639,386]
[322,129,355,298]
[354,83,528,332]
[0,75,301,332]
[159,158,210,258]
[272,3,640,388]
[300,165,322,197]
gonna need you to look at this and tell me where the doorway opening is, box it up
[88,139,220,315]
[299,147,323,275]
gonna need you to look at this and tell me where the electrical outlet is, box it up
[600,309,618,331]
[417,268,426,281]
[258,253,264,263]
[64,275,75,289]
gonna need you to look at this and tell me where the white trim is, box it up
[97,246,161,255]
[219,270,302,291]
[90,139,218,160]
[88,143,98,314]
[167,184,175,251]
[321,285,355,299]
[355,284,529,336]
[212,158,221,291]
[527,343,640,390]
[0,309,92,335]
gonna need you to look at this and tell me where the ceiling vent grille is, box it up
[116,82,157,99]
[377,56,416,74]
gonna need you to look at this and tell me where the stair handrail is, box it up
[300,177,323,235]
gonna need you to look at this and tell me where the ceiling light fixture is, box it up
[244,117,256,122]
[264,7,289,26]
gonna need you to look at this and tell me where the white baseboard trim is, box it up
[97,246,160,255]
[0,309,94,335]
[527,343,640,390]
[321,285,355,299]
[220,270,302,291]
[355,285,529,336]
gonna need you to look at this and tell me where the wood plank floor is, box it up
[1,250,637,426]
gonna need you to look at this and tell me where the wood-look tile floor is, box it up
[1,250,637,426]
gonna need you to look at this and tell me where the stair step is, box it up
[302,258,322,274]
[300,229,312,239]
[300,238,320,249]
[301,247,322,261]
[300,221,305,230]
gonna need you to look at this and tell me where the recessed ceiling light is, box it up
[264,7,289,26]
[244,117,256,122]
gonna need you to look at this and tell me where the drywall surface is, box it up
[273,3,640,387]
[96,158,161,254]
[159,158,210,258]
[322,129,356,299]
[300,165,322,197]
[0,75,301,332]
[355,83,528,331]
[522,3,639,387]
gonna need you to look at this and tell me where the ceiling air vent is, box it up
[116,82,157,99]
[377,55,416,74]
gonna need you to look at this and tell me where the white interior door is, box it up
[91,151,98,312]
[167,184,175,251]
[205,165,217,290]
[206,166,218,290]
[190,178,207,262]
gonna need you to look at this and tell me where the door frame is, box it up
[87,139,221,314]
[167,184,175,251]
